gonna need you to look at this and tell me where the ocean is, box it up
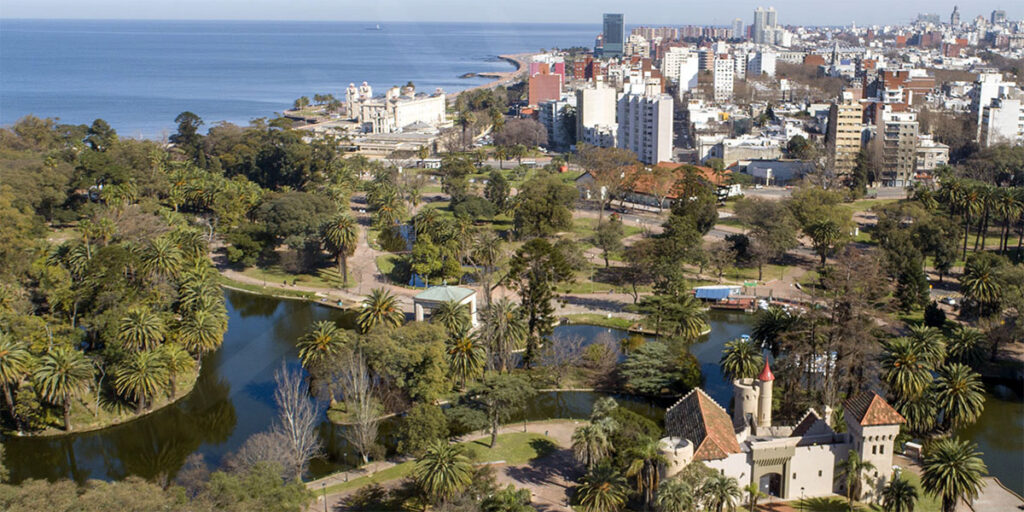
[0,19,595,138]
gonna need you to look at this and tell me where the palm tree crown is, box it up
[719,340,764,381]
[117,308,166,351]
[34,346,94,430]
[297,320,347,370]
[921,437,987,512]
[356,288,405,334]
[414,439,473,502]
[572,424,611,469]
[933,363,985,431]
[577,462,628,512]
[881,473,919,512]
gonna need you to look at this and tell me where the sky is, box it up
[0,0,1020,27]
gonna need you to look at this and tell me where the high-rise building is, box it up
[527,72,562,106]
[878,110,919,187]
[576,83,619,147]
[990,9,1006,25]
[601,13,625,58]
[748,50,776,77]
[538,96,577,149]
[661,47,699,90]
[950,5,960,26]
[713,55,734,103]
[971,73,1016,138]
[732,18,745,39]
[980,90,1024,147]
[752,6,778,44]
[616,91,673,164]
[825,91,864,177]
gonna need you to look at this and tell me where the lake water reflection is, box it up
[3,290,1020,495]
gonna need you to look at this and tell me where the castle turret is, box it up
[756,361,774,428]
[732,378,759,426]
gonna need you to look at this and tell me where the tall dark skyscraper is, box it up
[601,13,624,58]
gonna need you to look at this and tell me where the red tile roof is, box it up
[844,392,906,426]
[665,388,742,461]
[758,361,775,382]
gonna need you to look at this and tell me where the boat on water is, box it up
[367,24,383,31]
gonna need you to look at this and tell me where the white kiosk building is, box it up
[412,285,478,327]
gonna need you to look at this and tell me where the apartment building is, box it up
[825,91,864,177]
[617,92,674,164]
[879,110,919,186]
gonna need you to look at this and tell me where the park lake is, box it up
[3,289,1021,495]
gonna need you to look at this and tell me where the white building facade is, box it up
[616,92,674,164]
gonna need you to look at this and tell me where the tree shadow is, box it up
[529,438,557,459]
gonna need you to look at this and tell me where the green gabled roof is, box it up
[413,285,475,303]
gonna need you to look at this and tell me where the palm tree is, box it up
[0,333,33,429]
[577,462,628,512]
[719,340,764,381]
[297,320,348,371]
[414,439,473,502]
[572,424,611,469]
[627,438,668,509]
[655,478,695,512]
[142,236,184,278]
[961,256,1001,317]
[176,309,224,361]
[432,300,471,336]
[664,295,709,340]
[880,337,933,400]
[907,325,947,367]
[446,327,484,389]
[896,393,937,436]
[177,274,223,313]
[34,346,95,431]
[835,450,876,508]
[477,299,526,373]
[114,349,169,413]
[698,473,741,512]
[457,110,477,147]
[117,308,166,351]
[323,214,358,286]
[993,187,1022,254]
[751,306,792,358]
[158,343,194,398]
[356,288,404,333]
[494,145,509,170]
[743,482,766,512]
[921,437,987,512]
[945,326,986,367]
[933,363,985,432]
[881,474,919,512]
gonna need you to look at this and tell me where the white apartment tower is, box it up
[980,96,1024,147]
[713,55,735,103]
[662,47,699,91]
[576,83,619,148]
[616,91,674,164]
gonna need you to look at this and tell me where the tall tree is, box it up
[356,288,405,334]
[719,340,764,381]
[507,238,574,367]
[626,437,668,509]
[933,363,985,432]
[476,299,526,372]
[465,373,536,448]
[34,346,95,430]
[920,438,987,512]
[578,143,639,224]
[577,462,628,512]
[322,214,358,286]
[114,349,169,413]
[835,451,876,507]
[0,333,33,430]
[572,424,611,469]
[446,327,485,390]
[117,308,166,351]
[881,474,919,512]
[414,440,473,502]
[698,473,741,512]
[297,320,348,371]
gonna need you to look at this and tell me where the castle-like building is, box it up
[344,82,446,134]
[660,362,905,503]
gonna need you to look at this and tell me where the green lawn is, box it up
[560,314,635,330]
[237,264,356,290]
[849,197,901,212]
[320,432,557,495]
[219,275,319,300]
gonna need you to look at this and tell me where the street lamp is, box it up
[799,486,805,512]
[322,482,328,512]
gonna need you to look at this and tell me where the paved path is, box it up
[306,419,583,512]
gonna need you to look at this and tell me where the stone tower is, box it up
[757,361,774,428]
[732,378,759,426]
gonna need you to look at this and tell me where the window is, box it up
[793,473,797,479]
[880,445,885,454]
[872,445,877,455]
[818,470,823,477]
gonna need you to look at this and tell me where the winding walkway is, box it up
[305,419,582,512]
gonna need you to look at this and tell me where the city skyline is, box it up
[0,0,1020,27]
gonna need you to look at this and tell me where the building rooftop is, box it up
[845,391,906,426]
[413,285,475,303]
[666,388,743,461]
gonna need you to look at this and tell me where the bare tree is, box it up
[540,334,584,387]
[271,363,322,478]
[582,331,620,387]
[226,430,298,478]
[339,352,382,464]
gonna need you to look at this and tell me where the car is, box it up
[940,297,957,306]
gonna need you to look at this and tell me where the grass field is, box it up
[219,275,319,300]
[560,314,636,330]
[321,432,557,495]
[236,264,356,290]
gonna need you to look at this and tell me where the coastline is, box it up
[446,52,534,104]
